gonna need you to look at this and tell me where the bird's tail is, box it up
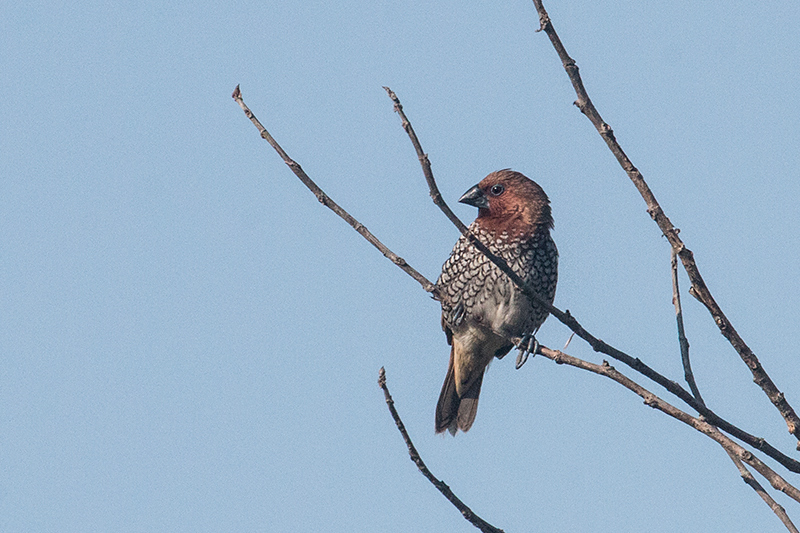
[435,346,484,435]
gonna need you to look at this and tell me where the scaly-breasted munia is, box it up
[435,169,558,434]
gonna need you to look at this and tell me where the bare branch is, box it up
[529,0,800,447]
[231,85,436,294]
[383,87,472,237]
[382,87,800,474]
[537,346,800,505]
[724,449,799,533]
[671,248,704,405]
[378,368,505,533]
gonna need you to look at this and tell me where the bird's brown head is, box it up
[459,169,553,237]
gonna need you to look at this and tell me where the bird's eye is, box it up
[489,184,505,196]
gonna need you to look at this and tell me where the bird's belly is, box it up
[472,289,530,338]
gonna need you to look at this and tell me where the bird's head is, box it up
[459,169,553,237]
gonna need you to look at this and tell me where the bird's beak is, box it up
[458,184,489,209]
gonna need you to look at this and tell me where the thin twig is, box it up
[231,85,435,294]
[538,346,800,505]
[723,449,799,533]
[382,87,800,474]
[378,368,505,533]
[530,0,800,447]
[671,248,704,405]
[382,87,472,238]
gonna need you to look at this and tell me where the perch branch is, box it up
[382,87,800,474]
[530,0,800,447]
[379,368,504,533]
[231,85,435,294]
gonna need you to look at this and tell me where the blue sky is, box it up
[2,1,800,531]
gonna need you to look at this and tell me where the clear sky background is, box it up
[2,1,799,532]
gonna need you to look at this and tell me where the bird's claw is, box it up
[515,333,539,369]
[451,302,466,326]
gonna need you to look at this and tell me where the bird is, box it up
[434,169,558,435]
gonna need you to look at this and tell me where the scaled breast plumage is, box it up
[437,222,558,336]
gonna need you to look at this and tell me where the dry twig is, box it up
[530,0,800,448]
[668,250,795,525]
[671,248,704,405]
[231,86,435,295]
[724,449,799,533]
[379,368,504,533]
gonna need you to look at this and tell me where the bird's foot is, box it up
[515,333,539,369]
[451,302,466,326]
